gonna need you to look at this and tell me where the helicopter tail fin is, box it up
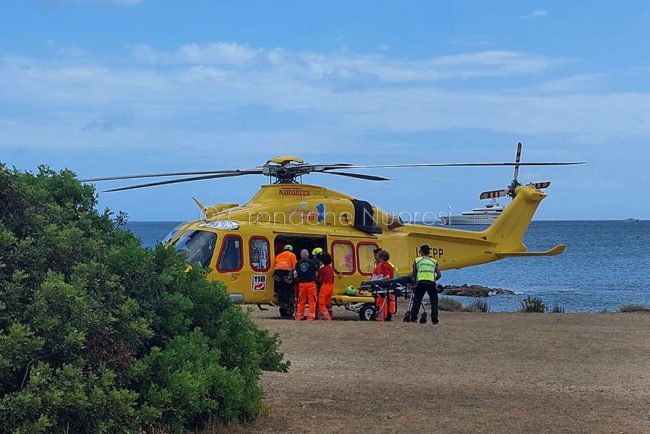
[482,185,546,252]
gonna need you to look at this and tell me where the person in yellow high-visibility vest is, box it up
[406,245,442,324]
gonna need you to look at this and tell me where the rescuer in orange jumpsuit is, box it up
[373,249,395,321]
[317,253,335,320]
[294,249,319,320]
[273,244,297,313]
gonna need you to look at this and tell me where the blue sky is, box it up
[1,0,649,220]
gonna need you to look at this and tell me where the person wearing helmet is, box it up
[274,244,297,316]
[311,246,332,319]
[316,252,334,320]
[311,246,325,270]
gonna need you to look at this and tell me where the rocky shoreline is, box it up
[441,284,515,297]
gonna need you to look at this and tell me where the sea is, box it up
[126,220,650,313]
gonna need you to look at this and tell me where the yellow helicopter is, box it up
[82,143,583,319]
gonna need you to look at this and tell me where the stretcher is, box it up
[331,276,417,321]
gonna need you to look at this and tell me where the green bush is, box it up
[0,164,288,433]
[519,296,547,313]
[619,304,647,313]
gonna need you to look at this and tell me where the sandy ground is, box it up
[224,307,650,434]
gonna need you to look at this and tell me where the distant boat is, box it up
[624,218,640,222]
[439,198,504,226]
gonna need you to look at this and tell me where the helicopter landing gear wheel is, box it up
[279,305,294,319]
[358,303,376,321]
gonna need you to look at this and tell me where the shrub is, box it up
[438,296,463,312]
[464,298,489,313]
[551,304,565,313]
[619,304,647,313]
[0,165,288,433]
[519,296,546,313]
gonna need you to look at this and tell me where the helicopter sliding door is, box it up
[272,234,327,318]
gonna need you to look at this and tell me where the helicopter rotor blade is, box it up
[479,189,508,200]
[528,181,551,189]
[102,170,262,192]
[513,142,523,183]
[322,171,391,181]
[324,161,585,170]
[80,169,260,183]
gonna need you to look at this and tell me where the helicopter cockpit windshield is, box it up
[162,221,192,245]
[172,230,217,268]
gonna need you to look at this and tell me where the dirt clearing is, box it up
[225,309,650,433]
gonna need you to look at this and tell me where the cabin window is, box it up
[331,240,355,274]
[357,242,379,275]
[250,236,270,272]
[172,230,217,268]
[218,235,243,272]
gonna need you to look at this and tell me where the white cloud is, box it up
[538,74,605,93]
[177,43,258,65]
[448,35,495,47]
[0,42,649,152]
[128,43,563,82]
[520,9,548,20]
[129,42,258,65]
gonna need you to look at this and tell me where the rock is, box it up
[441,284,514,297]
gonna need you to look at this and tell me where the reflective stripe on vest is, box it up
[388,261,399,277]
[415,256,437,281]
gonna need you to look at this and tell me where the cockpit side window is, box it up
[218,234,243,272]
[172,230,217,268]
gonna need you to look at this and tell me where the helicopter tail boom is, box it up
[482,184,546,253]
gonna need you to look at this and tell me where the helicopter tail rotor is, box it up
[479,188,508,200]
[512,142,522,185]
[480,143,556,200]
[528,181,551,190]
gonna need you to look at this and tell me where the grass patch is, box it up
[519,296,546,313]
[619,304,647,313]
[551,303,565,313]
[465,298,490,312]
[438,296,463,311]
[437,297,489,312]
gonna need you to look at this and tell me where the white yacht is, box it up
[439,198,504,226]
[439,142,554,226]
